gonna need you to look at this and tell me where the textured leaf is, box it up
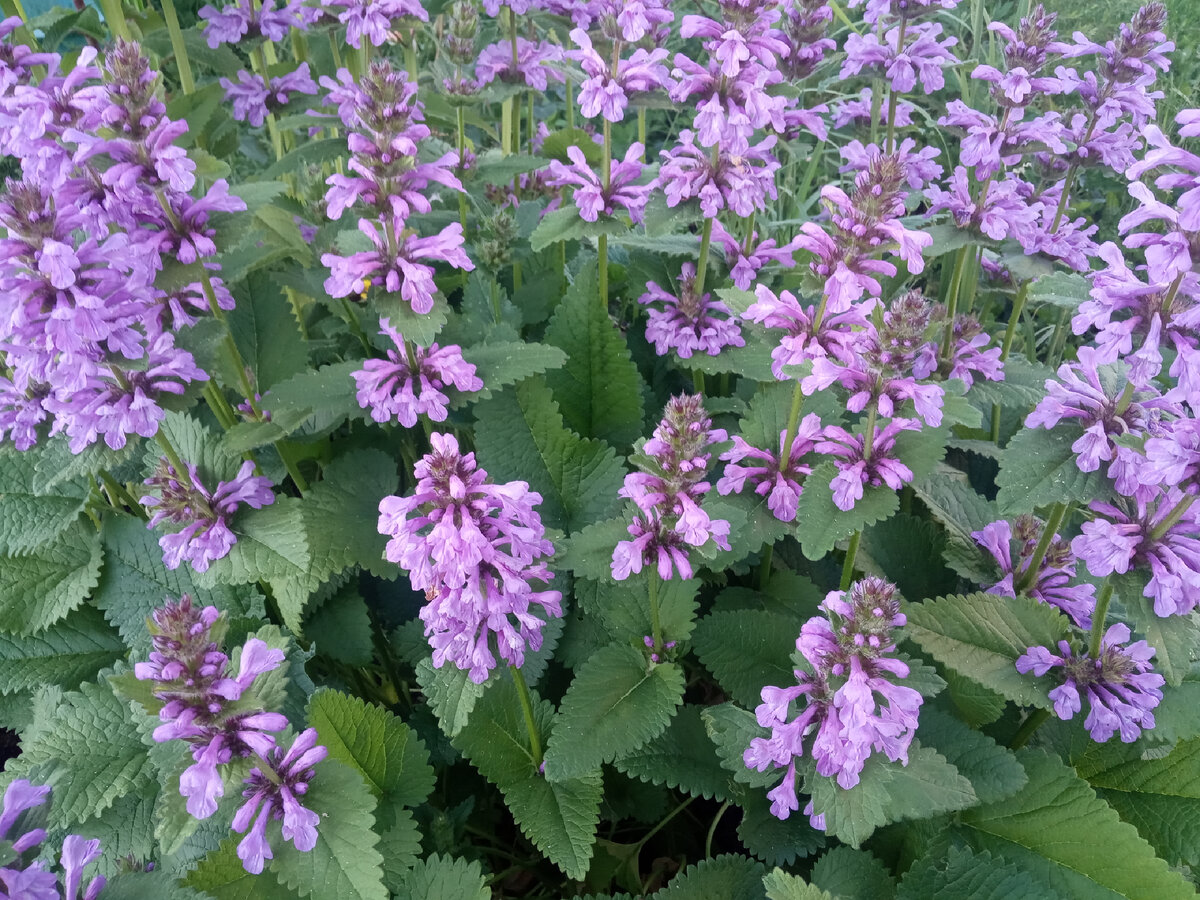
[0,520,103,635]
[1074,738,1200,868]
[996,426,1110,515]
[229,271,309,390]
[657,855,767,900]
[460,341,568,401]
[270,758,387,900]
[794,462,900,560]
[7,680,152,827]
[916,708,1027,804]
[898,846,1069,900]
[614,705,734,801]
[379,808,423,893]
[543,643,684,781]
[1152,666,1200,743]
[736,788,826,866]
[803,744,976,848]
[454,677,601,880]
[573,576,699,646]
[544,265,646,447]
[903,593,1073,708]
[30,436,140,494]
[103,869,220,900]
[702,703,776,789]
[307,689,435,809]
[859,514,957,603]
[1112,571,1198,687]
[304,583,373,665]
[959,748,1195,899]
[810,846,897,900]
[0,446,87,554]
[691,609,798,709]
[393,853,490,900]
[94,515,263,654]
[530,206,626,252]
[1028,271,1090,309]
[417,657,487,737]
[910,471,999,581]
[942,669,1007,727]
[558,516,632,581]
[0,605,122,695]
[763,869,835,900]
[186,836,304,900]
[687,334,778,381]
[473,378,627,533]
[967,353,1054,409]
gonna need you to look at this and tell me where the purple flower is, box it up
[818,419,920,511]
[324,0,428,48]
[680,10,790,79]
[839,138,943,192]
[60,835,105,900]
[142,459,276,573]
[781,0,835,79]
[1017,623,1164,742]
[831,87,915,129]
[914,314,1005,387]
[973,517,1096,627]
[744,284,872,380]
[659,129,780,218]
[0,780,107,899]
[378,433,561,682]
[613,395,730,580]
[351,318,483,426]
[710,219,800,290]
[199,0,308,48]
[717,413,824,522]
[232,728,327,873]
[570,28,670,122]
[842,21,958,94]
[476,39,564,91]
[926,167,1041,242]
[220,64,316,126]
[546,142,650,224]
[639,262,744,360]
[745,578,922,821]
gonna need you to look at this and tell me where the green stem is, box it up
[704,800,732,858]
[1150,493,1197,543]
[598,233,608,309]
[509,665,543,770]
[636,795,696,852]
[1010,708,1050,749]
[160,0,195,94]
[757,543,773,591]
[777,380,806,467]
[648,569,663,657]
[341,297,373,354]
[1087,582,1115,658]
[839,530,862,591]
[203,381,238,431]
[154,430,190,485]
[693,217,714,298]
[97,0,131,41]
[794,138,826,219]
[692,368,705,394]
[566,78,575,131]
[941,245,969,360]
[991,280,1030,442]
[1015,502,1069,595]
[99,469,148,520]
[637,107,646,160]
[885,19,908,154]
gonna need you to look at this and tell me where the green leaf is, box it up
[804,744,976,848]
[540,128,601,166]
[794,462,900,560]
[454,678,602,880]
[0,446,87,554]
[737,788,826,866]
[898,845,1069,900]
[1028,271,1090,310]
[94,515,263,654]
[657,855,767,900]
[270,758,387,900]
[186,836,304,900]
[858,514,956,603]
[996,426,1110,515]
[702,703,776,790]
[763,869,835,900]
[942,669,1008,727]
[370,290,450,348]
[1074,738,1200,868]
[691,610,798,709]
[393,853,491,900]
[543,643,684,780]
[61,784,157,878]
[0,520,103,635]
[967,354,1053,409]
[903,593,1073,708]
[1152,666,1200,743]
[7,680,152,827]
[307,689,435,809]
[379,808,423,893]
[473,378,627,533]
[574,575,699,646]
[1112,571,1198,687]
[558,516,631,581]
[103,868,221,900]
[614,705,736,802]
[416,657,487,738]
[0,605,122,695]
[530,206,626,253]
[305,583,373,665]
[543,265,647,447]
[30,436,140,494]
[262,137,349,179]
[685,334,778,382]
[460,341,568,401]
[910,470,1000,582]
[229,271,309,391]
[916,708,1027,804]
[810,847,897,900]
[959,748,1195,899]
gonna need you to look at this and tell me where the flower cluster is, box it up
[745,578,923,825]
[351,318,482,426]
[612,394,731,581]
[142,458,275,573]
[1017,624,1164,742]
[134,597,326,873]
[717,413,823,523]
[638,262,745,360]
[378,433,561,683]
[220,64,317,127]
[0,779,107,899]
[198,0,310,48]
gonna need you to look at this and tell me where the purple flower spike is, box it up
[717,414,824,523]
[351,319,482,426]
[746,578,922,822]
[60,835,104,900]
[639,262,744,360]
[818,419,920,511]
[1017,624,1164,743]
[378,433,562,683]
[744,285,872,380]
[569,28,670,122]
[546,142,651,224]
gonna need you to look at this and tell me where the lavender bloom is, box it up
[818,419,920,511]
[839,138,943,193]
[745,578,922,821]
[913,314,1005,388]
[546,143,651,223]
[973,517,1096,628]
[717,414,824,522]
[198,0,308,48]
[476,39,564,91]
[680,8,790,79]
[781,0,835,79]
[639,262,745,359]
[613,395,731,580]
[0,781,106,899]
[378,433,561,683]
[659,129,780,218]
[142,459,275,573]
[925,167,1040,242]
[233,729,327,873]
[351,319,482,426]
[570,28,670,122]
[670,57,791,145]
[1074,489,1200,617]
[1017,624,1164,742]
[710,219,800,290]
[220,65,317,127]
[842,21,958,94]
[325,0,428,48]
[744,284,872,380]
[831,87,916,129]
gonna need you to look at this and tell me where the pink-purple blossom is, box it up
[717,413,824,522]
[639,262,745,360]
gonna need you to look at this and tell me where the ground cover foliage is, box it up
[0,0,1198,896]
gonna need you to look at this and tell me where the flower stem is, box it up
[705,800,731,858]
[203,381,238,431]
[160,0,195,94]
[885,19,908,154]
[154,430,191,487]
[648,568,663,657]
[598,233,608,309]
[637,107,647,161]
[757,542,773,590]
[1087,581,1115,658]
[839,530,862,591]
[509,665,543,770]
[97,0,131,41]
[99,469,148,520]
[777,380,806,468]
[1015,502,1069,595]
[693,217,714,299]
[941,245,969,361]
[991,280,1030,441]
[1150,492,1197,543]
[1010,707,1050,749]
